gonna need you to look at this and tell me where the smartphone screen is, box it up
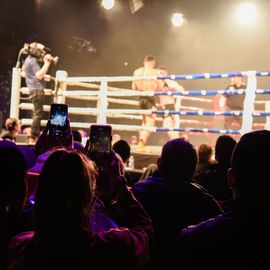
[89,124,112,154]
[49,103,68,139]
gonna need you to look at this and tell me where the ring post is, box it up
[174,96,182,128]
[264,101,270,130]
[240,71,257,135]
[10,67,21,118]
[97,80,108,124]
[55,70,68,104]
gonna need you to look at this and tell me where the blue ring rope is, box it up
[155,127,240,135]
[154,89,270,97]
[153,110,270,117]
[157,71,270,80]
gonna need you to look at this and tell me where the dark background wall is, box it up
[1,0,270,145]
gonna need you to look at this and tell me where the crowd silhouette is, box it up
[1,114,269,270]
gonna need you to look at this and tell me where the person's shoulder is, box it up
[180,212,230,242]
[132,176,158,192]
[24,55,37,66]
[133,67,143,75]
[187,182,222,211]
[132,177,152,189]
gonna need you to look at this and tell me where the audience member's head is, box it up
[78,129,88,138]
[1,118,21,141]
[112,139,131,164]
[130,135,138,145]
[5,118,21,133]
[197,144,213,163]
[21,126,31,137]
[112,134,121,145]
[72,130,82,143]
[139,163,158,181]
[73,141,85,152]
[180,134,189,142]
[0,140,27,213]
[158,138,198,184]
[34,149,96,234]
[215,135,236,167]
[230,130,270,208]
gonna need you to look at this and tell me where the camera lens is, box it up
[52,56,59,65]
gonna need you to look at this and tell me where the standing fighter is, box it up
[132,55,162,147]
[158,65,184,139]
[219,76,247,130]
[22,42,53,143]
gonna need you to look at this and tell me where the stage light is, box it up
[171,13,184,27]
[235,2,257,25]
[101,0,115,10]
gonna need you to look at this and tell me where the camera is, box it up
[22,42,59,65]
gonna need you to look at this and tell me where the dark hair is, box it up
[198,144,213,163]
[112,139,131,163]
[5,118,19,132]
[159,138,198,183]
[215,135,236,167]
[72,130,82,143]
[159,65,168,71]
[144,55,155,62]
[231,130,270,195]
[0,140,27,213]
[139,163,158,181]
[34,149,96,234]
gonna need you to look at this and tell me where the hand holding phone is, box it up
[34,103,72,156]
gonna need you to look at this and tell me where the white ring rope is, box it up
[13,69,270,136]
[20,87,54,95]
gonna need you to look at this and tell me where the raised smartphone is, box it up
[89,124,112,154]
[49,103,68,140]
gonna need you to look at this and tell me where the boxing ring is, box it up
[10,67,270,149]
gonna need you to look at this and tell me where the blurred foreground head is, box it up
[230,130,270,208]
[0,140,27,213]
[34,149,96,234]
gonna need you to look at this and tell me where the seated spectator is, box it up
[72,129,82,143]
[73,140,85,152]
[112,139,133,185]
[132,138,222,270]
[138,163,158,181]
[0,118,21,142]
[179,130,270,269]
[7,149,153,270]
[196,143,213,173]
[0,140,32,269]
[194,135,236,204]
[112,139,131,165]
[71,129,85,151]
[112,133,121,145]
[21,126,31,137]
